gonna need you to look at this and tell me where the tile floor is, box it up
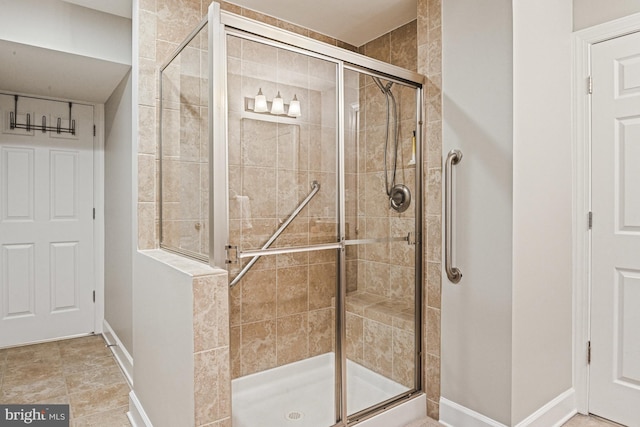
[0,336,626,427]
[0,335,131,427]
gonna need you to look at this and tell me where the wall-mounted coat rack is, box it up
[9,95,75,135]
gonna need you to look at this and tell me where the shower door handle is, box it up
[445,149,463,283]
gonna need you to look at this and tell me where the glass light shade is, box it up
[254,88,268,113]
[287,94,301,117]
[271,91,285,115]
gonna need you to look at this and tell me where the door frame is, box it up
[572,12,640,414]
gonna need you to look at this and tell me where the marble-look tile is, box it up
[426,262,442,309]
[194,347,230,426]
[65,366,126,395]
[193,274,229,352]
[157,0,202,45]
[562,415,623,427]
[425,354,440,402]
[62,356,121,376]
[1,376,67,403]
[392,327,415,388]
[308,309,333,356]
[69,383,130,419]
[390,20,418,72]
[363,319,393,378]
[276,266,309,317]
[404,415,443,427]
[426,168,442,216]
[240,269,276,323]
[6,341,61,365]
[230,326,241,380]
[426,307,441,356]
[276,314,309,366]
[72,405,130,427]
[427,0,442,31]
[3,360,63,384]
[426,401,441,424]
[308,263,335,310]
[426,215,442,263]
[346,312,364,365]
[241,320,276,376]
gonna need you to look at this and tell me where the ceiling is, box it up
[59,0,417,46]
[0,40,130,103]
[60,0,132,18]
[226,0,417,46]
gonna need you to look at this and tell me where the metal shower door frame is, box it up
[208,3,425,425]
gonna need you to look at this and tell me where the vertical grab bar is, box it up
[445,149,463,283]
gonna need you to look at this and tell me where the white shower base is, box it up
[232,352,426,427]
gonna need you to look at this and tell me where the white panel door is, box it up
[590,31,640,427]
[0,94,94,347]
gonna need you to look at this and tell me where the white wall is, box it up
[573,0,640,30]
[511,0,573,424]
[442,0,574,425]
[0,0,131,65]
[104,71,134,356]
[441,0,514,424]
[132,252,195,427]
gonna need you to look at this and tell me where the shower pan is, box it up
[159,3,425,426]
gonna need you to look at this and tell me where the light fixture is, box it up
[270,91,285,115]
[287,94,301,118]
[254,88,268,113]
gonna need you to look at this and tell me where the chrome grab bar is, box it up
[229,181,320,288]
[445,149,463,283]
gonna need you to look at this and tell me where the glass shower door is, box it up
[343,67,421,419]
[225,34,342,427]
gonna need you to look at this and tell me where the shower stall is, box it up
[159,3,424,426]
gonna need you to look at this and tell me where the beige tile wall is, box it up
[418,0,443,420]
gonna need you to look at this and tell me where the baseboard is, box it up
[439,398,508,427]
[514,389,576,427]
[128,391,153,427]
[440,389,577,427]
[102,320,134,386]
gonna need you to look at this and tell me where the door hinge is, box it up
[588,211,593,229]
[93,208,95,220]
[587,76,593,94]
[93,290,96,303]
[587,341,591,364]
[93,125,96,136]
[225,245,238,264]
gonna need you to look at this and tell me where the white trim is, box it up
[128,391,153,427]
[440,390,576,427]
[93,104,105,335]
[571,11,640,414]
[439,398,508,427]
[102,320,133,386]
[514,389,577,427]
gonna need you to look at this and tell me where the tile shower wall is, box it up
[226,36,338,379]
[418,0,443,420]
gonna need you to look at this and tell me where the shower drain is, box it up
[285,411,304,422]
